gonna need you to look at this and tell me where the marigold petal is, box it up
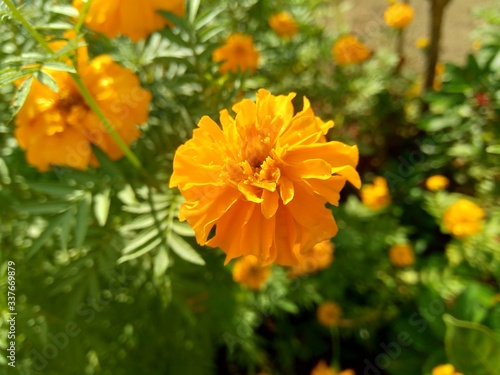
[305,176,347,206]
[279,175,295,205]
[181,185,241,244]
[261,189,280,219]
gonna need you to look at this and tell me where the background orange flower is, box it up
[212,33,260,74]
[73,0,185,41]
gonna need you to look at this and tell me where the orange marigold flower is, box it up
[288,240,334,277]
[425,175,449,191]
[170,89,360,266]
[384,3,414,29]
[317,301,342,327]
[434,63,445,91]
[443,199,485,238]
[389,244,414,267]
[269,12,298,38]
[360,177,391,210]
[332,35,372,66]
[432,364,462,375]
[15,56,151,172]
[73,0,185,41]
[232,255,271,290]
[212,33,260,74]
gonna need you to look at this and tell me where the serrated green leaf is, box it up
[42,62,76,73]
[154,248,170,277]
[195,7,224,30]
[122,226,162,254]
[120,211,168,232]
[35,22,74,30]
[118,237,162,263]
[187,0,200,23]
[75,193,91,248]
[26,182,78,197]
[60,208,74,250]
[11,76,33,117]
[49,5,79,17]
[18,201,73,215]
[35,70,59,93]
[444,314,500,375]
[167,233,205,265]
[486,145,500,154]
[0,69,35,88]
[171,221,195,237]
[94,188,110,227]
[26,212,69,258]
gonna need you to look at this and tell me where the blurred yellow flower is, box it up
[425,175,449,191]
[317,301,342,327]
[15,56,151,172]
[332,35,372,66]
[432,364,463,375]
[384,3,414,29]
[360,177,391,210]
[170,89,360,266]
[415,37,429,49]
[212,33,260,74]
[472,39,481,51]
[389,244,414,267]
[443,199,485,238]
[73,0,185,41]
[269,11,298,38]
[232,255,271,290]
[288,240,334,278]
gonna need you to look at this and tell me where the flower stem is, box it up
[70,72,144,170]
[330,326,341,371]
[74,0,93,34]
[2,0,53,54]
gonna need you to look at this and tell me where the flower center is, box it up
[58,89,83,110]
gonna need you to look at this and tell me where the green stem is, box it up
[74,0,93,34]
[70,73,143,170]
[330,326,341,371]
[3,0,53,54]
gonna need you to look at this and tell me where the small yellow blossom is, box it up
[212,33,260,74]
[425,175,449,191]
[332,35,372,66]
[389,244,415,267]
[443,199,485,237]
[384,3,415,29]
[360,177,391,210]
[416,37,429,49]
[432,364,463,375]
[269,12,298,38]
[317,302,342,327]
[472,39,481,51]
[232,256,271,290]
